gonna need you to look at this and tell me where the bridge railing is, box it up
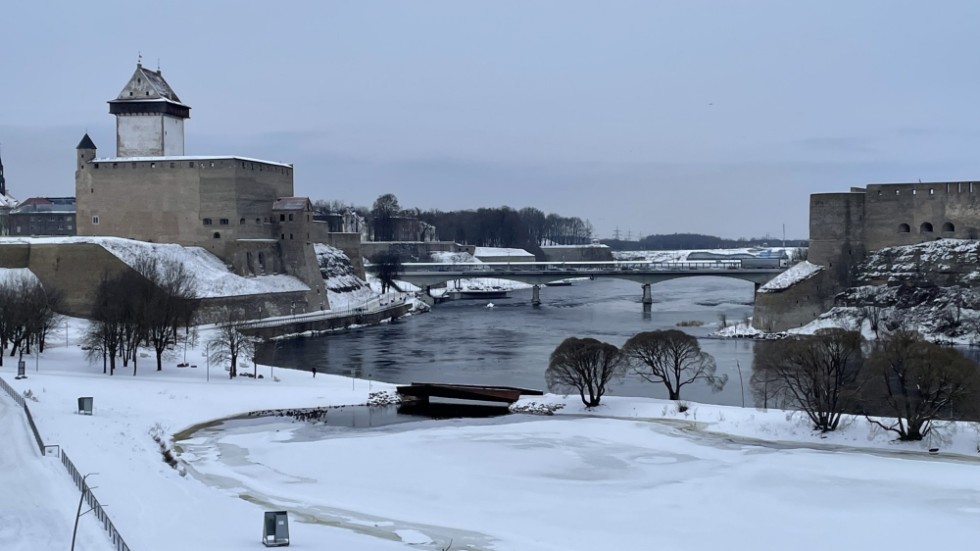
[394,260,783,274]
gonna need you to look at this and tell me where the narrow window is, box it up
[92,216,100,225]
[279,214,285,222]
[288,213,294,221]
[203,218,213,226]
[239,218,246,224]
[213,232,221,239]
[189,162,195,168]
[170,162,176,168]
[94,163,99,169]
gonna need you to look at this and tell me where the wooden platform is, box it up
[396,383,544,405]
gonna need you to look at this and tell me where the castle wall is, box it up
[863,182,980,250]
[316,231,365,278]
[753,270,837,332]
[76,157,293,262]
[808,192,866,286]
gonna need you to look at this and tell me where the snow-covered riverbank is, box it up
[3,317,980,551]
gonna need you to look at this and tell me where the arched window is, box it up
[898,223,910,233]
[213,232,221,239]
[920,222,934,233]
[942,222,955,232]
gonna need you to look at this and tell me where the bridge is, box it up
[373,260,788,306]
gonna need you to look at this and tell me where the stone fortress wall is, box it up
[756,181,980,331]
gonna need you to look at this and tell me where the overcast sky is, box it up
[3,1,980,240]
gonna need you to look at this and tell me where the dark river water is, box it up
[255,277,763,407]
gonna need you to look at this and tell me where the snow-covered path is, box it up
[0,395,108,551]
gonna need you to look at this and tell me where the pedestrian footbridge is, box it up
[374,260,788,306]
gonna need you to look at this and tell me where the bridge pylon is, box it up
[531,284,542,307]
[641,283,653,305]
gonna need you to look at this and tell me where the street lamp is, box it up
[204,341,215,382]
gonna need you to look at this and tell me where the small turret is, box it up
[76,133,97,169]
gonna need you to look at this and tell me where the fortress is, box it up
[1,63,364,317]
[756,181,980,330]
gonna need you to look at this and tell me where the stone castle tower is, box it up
[75,63,334,312]
[108,64,190,157]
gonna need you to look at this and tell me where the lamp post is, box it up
[205,341,214,383]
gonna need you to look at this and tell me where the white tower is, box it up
[108,63,190,157]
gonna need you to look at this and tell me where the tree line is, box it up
[337,193,595,249]
[603,233,808,251]
[0,276,63,366]
[548,327,980,441]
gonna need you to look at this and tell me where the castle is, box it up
[72,63,362,313]
[756,181,980,330]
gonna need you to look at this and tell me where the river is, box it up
[255,276,764,406]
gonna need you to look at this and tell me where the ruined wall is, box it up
[359,241,474,262]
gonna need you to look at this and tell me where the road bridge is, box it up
[371,260,787,306]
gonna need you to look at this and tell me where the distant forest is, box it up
[602,233,808,251]
[318,195,806,251]
[417,207,593,249]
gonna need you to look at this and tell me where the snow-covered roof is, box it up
[91,155,293,168]
[0,236,309,298]
[273,197,311,211]
[758,261,822,292]
[474,247,534,257]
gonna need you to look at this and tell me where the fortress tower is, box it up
[108,63,190,157]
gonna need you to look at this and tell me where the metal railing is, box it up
[0,375,133,551]
[61,450,132,551]
[392,259,786,274]
[0,375,45,454]
[239,293,410,330]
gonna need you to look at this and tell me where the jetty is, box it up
[396,383,544,405]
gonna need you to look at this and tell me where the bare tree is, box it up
[622,330,726,401]
[863,330,980,441]
[770,329,864,432]
[85,273,127,375]
[371,251,403,294]
[861,305,882,338]
[546,337,622,407]
[208,316,256,379]
[133,255,199,371]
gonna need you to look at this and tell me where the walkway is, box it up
[0,394,108,551]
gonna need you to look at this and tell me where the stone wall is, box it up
[0,241,319,319]
[318,232,365,278]
[360,241,474,262]
[752,270,838,332]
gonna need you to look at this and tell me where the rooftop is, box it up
[90,155,293,169]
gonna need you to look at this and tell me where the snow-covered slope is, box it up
[759,261,822,292]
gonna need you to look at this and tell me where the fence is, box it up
[0,375,133,551]
[61,450,132,551]
[0,375,45,454]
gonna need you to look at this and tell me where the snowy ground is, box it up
[3,317,980,550]
[0,393,108,551]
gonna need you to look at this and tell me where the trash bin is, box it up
[262,511,289,547]
[77,397,94,415]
